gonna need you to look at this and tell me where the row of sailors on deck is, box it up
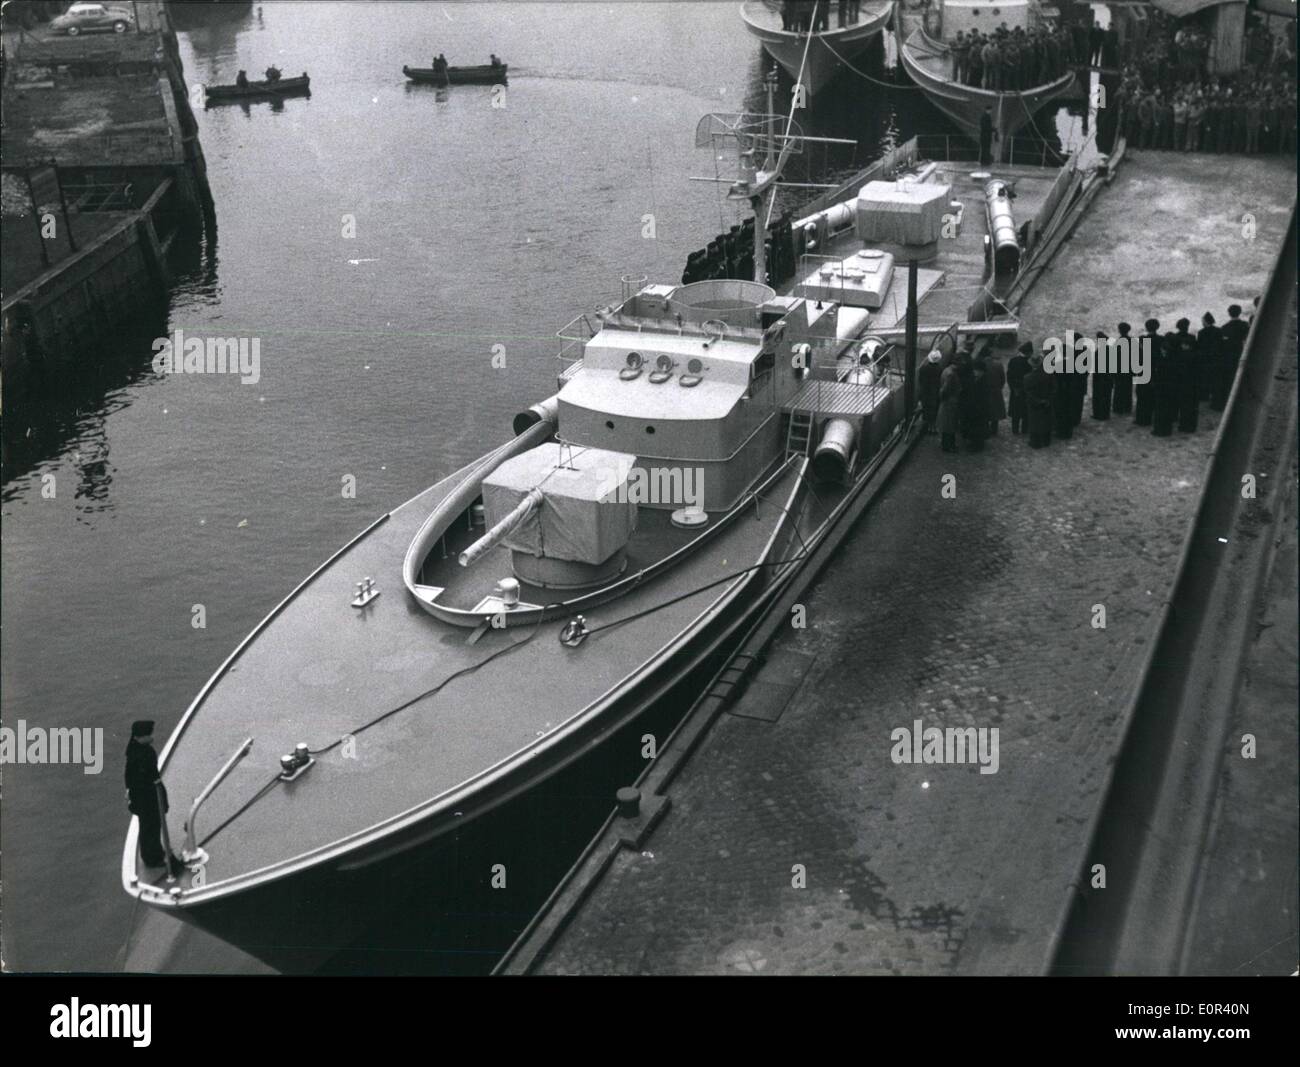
[949,25,1076,92]
[779,1,863,33]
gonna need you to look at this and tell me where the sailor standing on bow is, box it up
[125,720,184,878]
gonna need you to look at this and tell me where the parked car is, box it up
[50,2,134,35]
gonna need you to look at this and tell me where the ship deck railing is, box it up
[783,372,900,420]
[783,343,903,418]
[913,132,1070,170]
[556,310,598,373]
[556,298,774,378]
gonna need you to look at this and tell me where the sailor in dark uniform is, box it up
[1111,321,1134,414]
[1007,341,1031,434]
[964,352,991,451]
[1052,361,1074,440]
[938,355,962,453]
[1171,318,1199,431]
[1196,312,1222,408]
[1133,318,1160,426]
[1215,304,1249,410]
[1151,328,1178,436]
[1091,330,1112,420]
[124,720,183,876]
[1024,351,1055,448]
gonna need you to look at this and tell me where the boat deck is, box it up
[812,158,1064,324]
[138,459,816,893]
[785,378,892,417]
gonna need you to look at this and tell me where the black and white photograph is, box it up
[1,0,1295,1016]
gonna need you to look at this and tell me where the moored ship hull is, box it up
[741,1,893,97]
[894,7,1078,150]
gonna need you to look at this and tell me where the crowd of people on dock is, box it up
[1114,12,1296,154]
[916,305,1254,453]
[949,23,1084,92]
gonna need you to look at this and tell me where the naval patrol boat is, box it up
[123,68,1010,966]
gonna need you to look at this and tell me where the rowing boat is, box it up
[204,74,311,103]
[402,63,507,86]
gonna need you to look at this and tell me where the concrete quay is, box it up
[1,1,210,388]
[503,152,1296,976]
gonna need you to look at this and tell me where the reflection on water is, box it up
[2,310,166,500]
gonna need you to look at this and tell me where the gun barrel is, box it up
[458,489,543,568]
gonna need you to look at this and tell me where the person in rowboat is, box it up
[264,65,281,83]
[235,70,249,88]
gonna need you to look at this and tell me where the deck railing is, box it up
[556,311,598,372]
[795,137,921,221]
[914,133,1067,169]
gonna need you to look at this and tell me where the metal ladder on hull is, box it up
[785,409,814,459]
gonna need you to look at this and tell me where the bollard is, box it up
[615,787,641,818]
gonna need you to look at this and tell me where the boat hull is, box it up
[204,75,310,103]
[402,64,507,86]
[740,1,892,96]
[895,15,1077,148]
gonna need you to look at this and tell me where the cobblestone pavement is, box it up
[538,155,1295,976]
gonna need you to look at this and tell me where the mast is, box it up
[752,67,779,285]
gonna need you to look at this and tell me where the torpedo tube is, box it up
[984,180,1020,276]
[512,394,560,436]
[812,418,857,483]
[836,336,885,383]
